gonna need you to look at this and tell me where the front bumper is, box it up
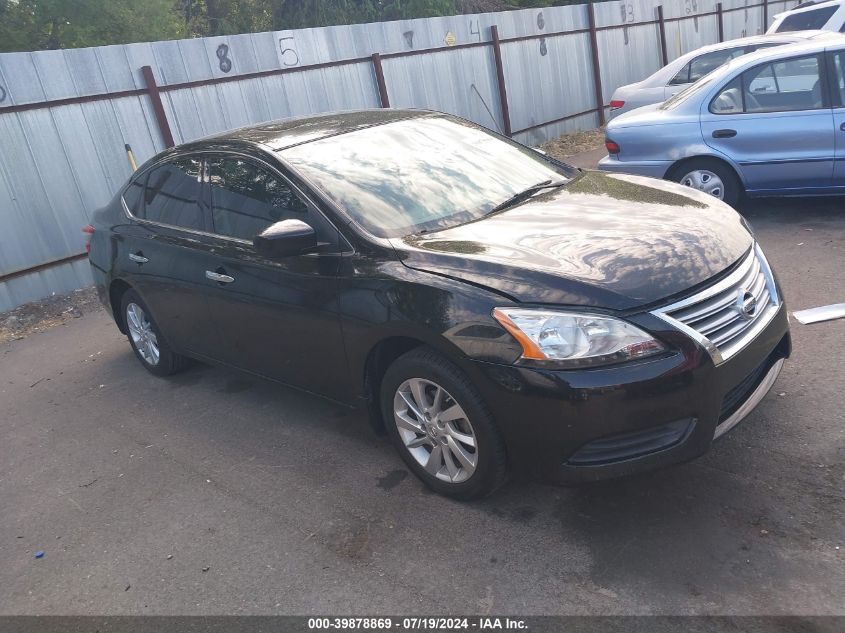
[598,155,672,180]
[470,303,790,484]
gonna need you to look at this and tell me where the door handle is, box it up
[128,252,148,264]
[205,270,235,284]
[712,129,737,139]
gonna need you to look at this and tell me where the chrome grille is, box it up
[652,245,780,364]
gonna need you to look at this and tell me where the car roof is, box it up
[725,34,845,68]
[200,108,433,151]
[774,0,845,19]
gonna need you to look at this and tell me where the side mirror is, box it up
[253,219,317,258]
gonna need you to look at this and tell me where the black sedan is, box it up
[86,110,790,499]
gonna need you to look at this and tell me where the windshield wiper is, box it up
[487,179,568,215]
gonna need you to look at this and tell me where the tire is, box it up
[668,158,742,208]
[380,347,507,500]
[120,289,190,377]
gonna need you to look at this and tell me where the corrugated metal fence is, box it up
[0,0,797,311]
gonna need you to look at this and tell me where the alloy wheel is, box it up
[393,378,478,483]
[126,302,160,366]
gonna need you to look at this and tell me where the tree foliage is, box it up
[0,0,596,53]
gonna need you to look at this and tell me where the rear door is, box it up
[827,49,845,188]
[701,53,835,193]
[200,153,351,400]
[118,156,222,357]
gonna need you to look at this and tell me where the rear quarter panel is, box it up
[610,117,708,163]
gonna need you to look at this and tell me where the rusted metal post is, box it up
[141,65,175,148]
[371,53,390,108]
[717,3,725,42]
[586,3,606,127]
[490,25,512,137]
[657,5,669,67]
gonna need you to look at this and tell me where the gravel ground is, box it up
[0,288,101,344]
[540,127,605,159]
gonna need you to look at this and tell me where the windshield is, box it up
[281,116,576,238]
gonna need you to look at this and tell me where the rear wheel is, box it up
[668,158,741,208]
[380,347,507,500]
[120,289,190,377]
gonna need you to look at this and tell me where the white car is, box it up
[768,0,845,33]
[608,31,833,119]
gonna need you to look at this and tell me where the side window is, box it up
[123,174,146,216]
[743,55,823,113]
[746,64,777,94]
[207,156,310,241]
[775,6,837,32]
[142,157,205,230]
[668,63,691,86]
[710,76,744,114]
[710,55,823,114]
[688,47,745,83]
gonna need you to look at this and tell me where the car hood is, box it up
[390,171,752,311]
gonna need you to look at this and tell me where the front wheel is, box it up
[380,347,507,500]
[668,158,742,208]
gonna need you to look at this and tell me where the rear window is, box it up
[775,5,837,32]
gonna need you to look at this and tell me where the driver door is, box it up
[200,153,352,402]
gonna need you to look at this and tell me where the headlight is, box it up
[492,308,665,368]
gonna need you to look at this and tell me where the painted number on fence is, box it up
[279,37,300,66]
[685,0,699,15]
[537,12,547,56]
[469,19,481,42]
[403,30,415,48]
[216,43,232,73]
[620,2,635,23]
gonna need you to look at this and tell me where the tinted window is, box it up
[281,116,575,238]
[123,175,146,216]
[775,6,837,32]
[208,156,309,241]
[710,55,823,114]
[142,158,205,230]
[688,47,745,82]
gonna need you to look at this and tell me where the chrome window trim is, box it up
[120,148,354,256]
[651,244,780,366]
